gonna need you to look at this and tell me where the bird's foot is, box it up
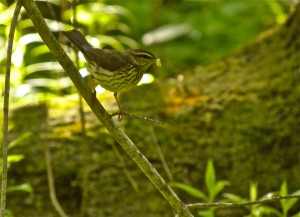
[110,110,125,121]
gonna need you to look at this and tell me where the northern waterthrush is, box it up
[62,29,161,119]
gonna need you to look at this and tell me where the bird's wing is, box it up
[84,48,130,72]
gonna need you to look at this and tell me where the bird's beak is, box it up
[156,58,162,67]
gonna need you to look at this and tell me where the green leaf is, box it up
[197,209,215,217]
[7,183,33,193]
[250,182,258,202]
[283,198,298,215]
[205,159,216,199]
[223,192,247,202]
[280,180,288,195]
[212,181,230,198]
[280,180,288,213]
[170,182,208,201]
[256,205,282,217]
[8,132,32,149]
[279,181,299,216]
[7,154,24,163]
[292,211,300,217]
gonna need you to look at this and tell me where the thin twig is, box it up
[111,111,163,125]
[150,127,173,181]
[45,145,69,217]
[187,194,300,209]
[1,2,22,217]
[111,143,139,193]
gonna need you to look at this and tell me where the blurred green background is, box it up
[0,0,299,217]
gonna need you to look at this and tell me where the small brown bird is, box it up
[62,29,161,119]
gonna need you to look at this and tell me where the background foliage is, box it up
[0,0,299,217]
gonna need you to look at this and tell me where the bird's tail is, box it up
[62,29,93,54]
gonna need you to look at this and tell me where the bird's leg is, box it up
[114,92,123,121]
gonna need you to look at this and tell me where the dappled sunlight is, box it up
[11,49,23,67]
[138,73,154,85]
[15,84,31,97]
[95,84,105,94]
[1,0,299,216]
[19,33,43,45]
[142,22,199,46]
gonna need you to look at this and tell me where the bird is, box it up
[62,29,161,120]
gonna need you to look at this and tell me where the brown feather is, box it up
[63,29,131,72]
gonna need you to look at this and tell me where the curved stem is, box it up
[45,146,69,217]
[1,2,22,217]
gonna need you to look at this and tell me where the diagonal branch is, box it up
[18,0,193,216]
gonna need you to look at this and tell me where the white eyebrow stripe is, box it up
[133,52,155,59]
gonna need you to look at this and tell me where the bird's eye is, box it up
[140,55,151,59]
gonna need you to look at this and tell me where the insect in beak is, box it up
[156,58,162,67]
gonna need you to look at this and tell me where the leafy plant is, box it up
[224,182,280,217]
[204,160,230,203]
[280,181,300,217]
[223,181,300,217]
[171,159,230,217]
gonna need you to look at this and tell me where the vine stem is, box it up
[1,2,22,217]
